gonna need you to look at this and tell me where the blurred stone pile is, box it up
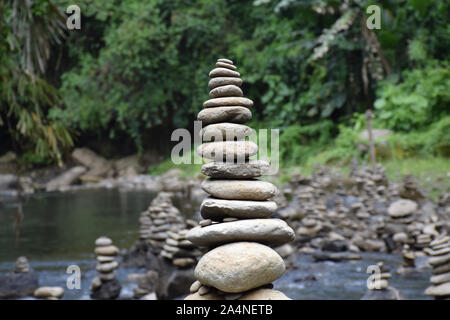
[362,262,401,300]
[160,225,203,268]
[277,163,450,259]
[90,236,122,299]
[138,192,186,254]
[425,235,450,299]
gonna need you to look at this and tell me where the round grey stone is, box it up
[198,106,251,125]
[203,97,253,108]
[201,123,252,142]
[186,218,295,247]
[195,242,285,293]
[197,141,258,161]
[209,68,240,78]
[201,179,277,200]
[216,62,237,70]
[209,85,243,98]
[200,198,277,220]
[388,199,418,217]
[95,237,112,247]
[217,58,233,64]
[208,77,243,90]
[201,160,269,179]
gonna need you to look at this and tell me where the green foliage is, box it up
[374,62,450,131]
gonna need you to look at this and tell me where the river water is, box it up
[0,190,432,300]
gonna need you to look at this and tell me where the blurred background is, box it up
[0,0,448,300]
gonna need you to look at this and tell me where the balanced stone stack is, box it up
[424,235,450,299]
[160,228,203,268]
[396,244,416,274]
[362,262,401,300]
[90,236,122,299]
[185,58,295,300]
[138,192,185,254]
[14,256,30,273]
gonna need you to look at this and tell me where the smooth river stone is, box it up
[201,123,252,142]
[203,97,253,108]
[239,289,291,300]
[216,62,237,70]
[429,252,450,266]
[425,282,450,297]
[430,272,450,285]
[97,255,116,263]
[201,160,269,178]
[195,242,285,293]
[95,237,112,247]
[209,85,243,98]
[95,245,119,256]
[209,68,240,78]
[186,218,295,247]
[197,141,258,161]
[208,77,243,90]
[201,179,277,200]
[96,261,119,273]
[198,106,251,125]
[217,58,233,65]
[200,198,277,220]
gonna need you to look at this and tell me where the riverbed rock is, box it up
[197,141,258,161]
[201,180,277,201]
[198,106,251,125]
[210,85,243,98]
[156,258,196,300]
[200,198,277,220]
[187,219,294,247]
[90,279,122,300]
[203,97,253,108]
[45,166,87,191]
[201,160,269,179]
[388,199,418,218]
[33,286,64,299]
[0,271,39,298]
[201,123,252,141]
[194,242,285,293]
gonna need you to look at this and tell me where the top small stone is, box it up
[217,58,233,65]
[95,236,113,247]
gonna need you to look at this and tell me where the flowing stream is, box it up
[0,190,432,299]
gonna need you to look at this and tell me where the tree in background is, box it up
[0,0,73,166]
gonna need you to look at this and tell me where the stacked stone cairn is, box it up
[184,58,295,300]
[138,192,185,254]
[160,223,204,268]
[396,244,416,274]
[425,235,450,299]
[14,256,30,273]
[362,262,401,300]
[90,236,122,299]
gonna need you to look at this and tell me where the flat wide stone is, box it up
[198,106,251,125]
[431,272,450,285]
[208,77,243,90]
[200,198,277,220]
[209,68,240,78]
[429,252,450,266]
[95,245,119,256]
[197,141,258,161]
[195,242,285,293]
[186,218,295,247]
[201,179,277,200]
[203,97,253,108]
[209,85,243,98]
[201,160,269,179]
[215,62,237,70]
[425,282,450,296]
[388,199,418,217]
[95,237,112,246]
[201,123,252,142]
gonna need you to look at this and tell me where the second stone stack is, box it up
[185,58,295,300]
